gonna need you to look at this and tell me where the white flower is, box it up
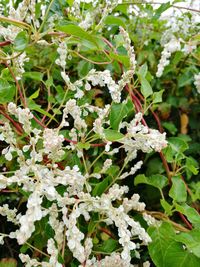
[194,73,200,94]
[43,128,64,160]
[123,194,145,213]
[55,41,67,69]
[101,159,112,173]
[0,235,4,245]
[156,37,181,78]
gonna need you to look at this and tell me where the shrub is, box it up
[0,0,200,266]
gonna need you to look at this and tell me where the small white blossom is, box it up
[156,38,181,78]
[194,73,200,94]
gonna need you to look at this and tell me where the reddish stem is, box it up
[178,212,192,230]
[0,40,12,47]
[0,108,24,135]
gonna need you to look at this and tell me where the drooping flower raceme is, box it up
[156,37,181,77]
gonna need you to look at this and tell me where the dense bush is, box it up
[0,0,200,266]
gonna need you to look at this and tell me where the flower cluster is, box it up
[0,99,167,265]
[156,37,181,77]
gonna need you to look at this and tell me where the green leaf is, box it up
[162,122,178,135]
[13,31,28,51]
[77,142,91,150]
[27,99,58,122]
[175,203,200,228]
[109,101,132,130]
[153,2,171,19]
[104,15,126,28]
[0,79,15,104]
[148,222,200,267]
[148,222,175,267]
[109,52,130,68]
[163,240,200,267]
[169,176,187,203]
[175,229,200,258]
[29,88,40,100]
[138,63,148,77]
[163,136,189,162]
[186,157,199,176]
[103,129,124,141]
[77,60,93,77]
[56,24,98,47]
[140,76,153,98]
[152,90,164,104]
[160,199,173,215]
[134,174,168,190]
[23,72,43,81]
[92,176,112,196]
[95,238,118,253]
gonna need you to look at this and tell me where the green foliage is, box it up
[148,222,200,267]
[0,0,200,266]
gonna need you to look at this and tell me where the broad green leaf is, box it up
[167,137,188,157]
[0,79,15,103]
[175,229,200,258]
[104,15,126,28]
[134,174,168,190]
[175,203,200,228]
[103,129,124,141]
[152,90,164,104]
[23,72,43,81]
[163,240,200,267]
[92,176,112,196]
[186,157,199,176]
[148,222,175,267]
[140,76,153,98]
[13,31,28,51]
[162,122,178,135]
[56,24,98,47]
[77,60,93,77]
[169,176,187,203]
[109,100,132,130]
[148,222,200,267]
[138,63,148,77]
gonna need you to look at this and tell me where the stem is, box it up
[0,15,31,29]
[159,151,172,185]
[61,226,66,259]
[0,40,12,47]
[25,242,50,258]
[178,212,193,230]
[72,51,113,65]
[89,150,105,171]
[38,0,55,33]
